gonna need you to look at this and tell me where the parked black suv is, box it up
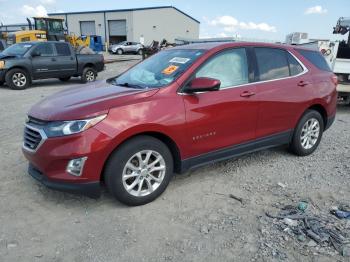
[0,42,104,89]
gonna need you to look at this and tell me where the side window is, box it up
[287,53,304,76]
[296,49,332,72]
[55,43,71,56]
[195,48,249,89]
[33,44,54,57]
[255,48,289,81]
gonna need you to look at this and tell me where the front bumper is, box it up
[22,125,114,197]
[28,164,101,198]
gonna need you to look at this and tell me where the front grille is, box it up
[24,126,43,151]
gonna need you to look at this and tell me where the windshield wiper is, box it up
[118,82,147,89]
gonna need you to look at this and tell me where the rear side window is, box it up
[287,53,304,76]
[55,43,71,56]
[296,49,331,72]
[255,48,290,81]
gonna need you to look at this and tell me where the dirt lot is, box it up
[0,61,349,262]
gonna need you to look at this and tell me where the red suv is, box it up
[23,42,337,205]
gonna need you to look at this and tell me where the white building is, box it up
[48,6,200,45]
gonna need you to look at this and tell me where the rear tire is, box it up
[104,136,174,206]
[0,81,4,86]
[59,77,71,82]
[289,110,324,156]
[137,49,143,55]
[81,67,97,83]
[5,68,30,90]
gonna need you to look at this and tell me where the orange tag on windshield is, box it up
[162,65,179,75]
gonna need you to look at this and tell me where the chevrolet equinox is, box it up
[22,42,337,205]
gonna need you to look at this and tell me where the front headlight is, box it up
[43,114,107,137]
[0,61,5,69]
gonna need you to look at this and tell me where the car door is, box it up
[253,47,312,138]
[182,48,258,157]
[31,43,57,79]
[124,42,133,52]
[53,43,76,77]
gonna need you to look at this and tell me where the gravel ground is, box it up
[0,61,349,262]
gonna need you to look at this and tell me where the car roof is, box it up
[172,41,298,51]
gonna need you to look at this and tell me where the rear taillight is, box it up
[331,75,338,86]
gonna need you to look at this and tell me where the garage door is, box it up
[109,20,126,36]
[80,21,96,36]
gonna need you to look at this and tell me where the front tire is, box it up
[289,110,324,156]
[5,68,30,90]
[117,48,123,55]
[104,136,174,206]
[81,67,97,83]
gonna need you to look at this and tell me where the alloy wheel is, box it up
[122,150,166,197]
[12,73,26,87]
[300,118,320,150]
[85,71,95,82]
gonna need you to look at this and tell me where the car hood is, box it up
[0,53,19,59]
[28,80,159,121]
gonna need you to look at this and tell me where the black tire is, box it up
[137,49,143,55]
[117,48,123,55]
[0,81,4,86]
[289,110,324,156]
[5,68,30,90]
[104,135,174,206]
[81,67,97,83]
[59,77,71,82]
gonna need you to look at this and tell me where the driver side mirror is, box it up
[184,77,221,93]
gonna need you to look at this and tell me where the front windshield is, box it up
[2,43,34,56]
[112,49,205,88]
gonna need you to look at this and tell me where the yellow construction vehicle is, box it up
[6,17,65,45]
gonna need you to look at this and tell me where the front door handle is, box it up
[240,91,256,97]
[51,58,57,62]
[297,80,310,87]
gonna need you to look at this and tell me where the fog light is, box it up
[66,157,87,177]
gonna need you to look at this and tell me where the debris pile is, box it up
[261,201,350,259]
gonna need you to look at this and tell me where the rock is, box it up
[34,254,43,258]
[277,182,286,188]
[7,241,18,249]
[200,225,209,234]
[283,218,298,227]
[342,246,350,257]
[307,240,317,247]
[297,235,306,242]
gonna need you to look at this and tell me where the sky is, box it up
[0,0,349,42]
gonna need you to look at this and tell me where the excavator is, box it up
[4,17,101,51]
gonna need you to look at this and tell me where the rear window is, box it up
[296,49,331,72]
[255,47,290,81]
[55,43,71,56]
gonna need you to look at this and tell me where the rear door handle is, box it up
[51,58,57,62]
[297,80,310,87]
[240,91,256,97]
